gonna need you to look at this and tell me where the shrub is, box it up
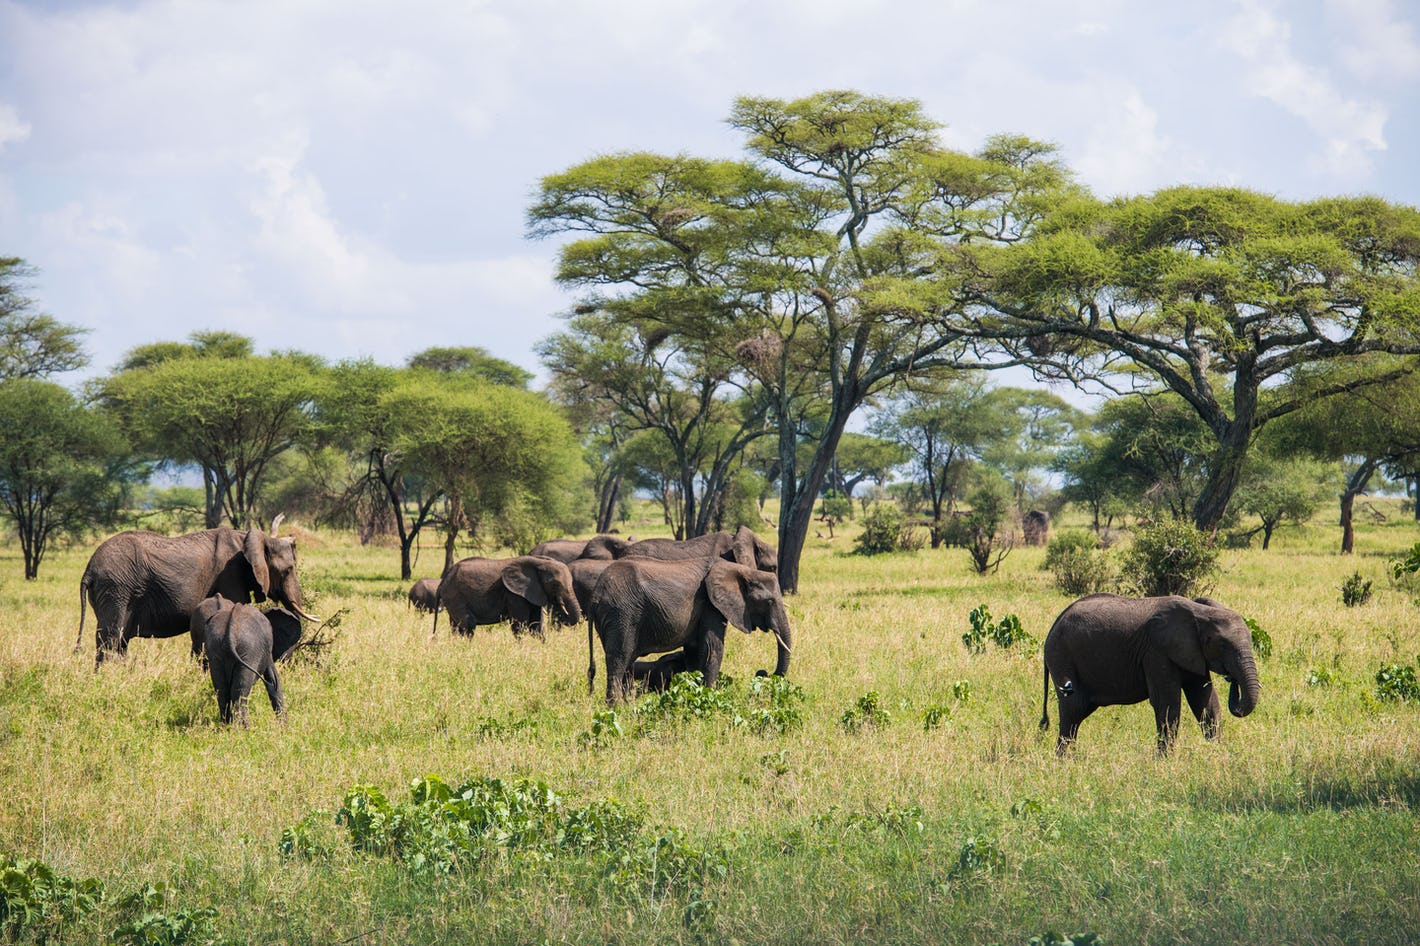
[852,503,924,555]
[1304,667,1333,688]
[0,857,104,941]
[945,478,1015,574]
[1340,571,1373,607]
[840,691,891,732]
[1042,530,1115,595]
[1119,518,1218,597]
[1375,661,1420,704]
[1246,617,1272,659]
[962,604,1034,654]
[1391,541,1420,581]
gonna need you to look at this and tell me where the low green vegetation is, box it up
[0,503,1418,944]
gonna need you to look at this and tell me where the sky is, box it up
[1,0,1417,385]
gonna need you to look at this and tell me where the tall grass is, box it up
[0,505,1417,943]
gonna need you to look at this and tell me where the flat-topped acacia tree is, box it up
[530,91,1071,592]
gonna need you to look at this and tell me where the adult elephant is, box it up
[434,556,581,637]
[528,535,633,564]
[623,525,778,572]
[78,516,316,667]
[587,557,791,705]
[1040,593,1261,755]
[407,578,441,614]
[190,595,290,726]
[567,558,614,616]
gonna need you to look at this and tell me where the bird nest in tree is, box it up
[736,332,783,369]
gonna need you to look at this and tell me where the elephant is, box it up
[78,515,317,667]
[407,578,441,614]
[1040,593,1261,755]
[434,555,581,637]
[623,525,778,572]
[630,649,692,693]
[189,599,302,666]
[587,557,791,705]
[528,534,633,564]
[189,595,288,726]
[567,557,614,616]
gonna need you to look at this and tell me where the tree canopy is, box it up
[0,258,89,380]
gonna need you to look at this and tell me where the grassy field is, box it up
[1,504,1418,945]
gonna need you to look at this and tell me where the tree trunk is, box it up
[1191,423,1251,534]
[1339,459,1378,555]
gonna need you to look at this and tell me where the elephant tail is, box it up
[430,601,440,638]
[1039,662,1050,731]
[586,617,596,695]
[76,568,91,654]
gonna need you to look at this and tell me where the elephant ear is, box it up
[242,529,271,602]
[502,559,550,607]
[1146,599,1208,676]
[732,526,757,567]
[705,560,752,633]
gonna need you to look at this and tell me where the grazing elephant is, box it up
[528,535,633,564]
[79,516,317,667]
[407,578,441,614]
[623,526,778,572]
[588,557,791,705]
[434,556,581,637]
[1040,593,1261,755]
[190,595,288,726]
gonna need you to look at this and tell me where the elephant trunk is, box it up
[770,602,791,677]
[557,588,583,627]
[1226,647,1260,717]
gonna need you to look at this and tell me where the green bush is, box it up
[852,503,924,555]
[1119,519,1218,597]
[1340,571,1373,607]
[1042,530,1114,595]
[840,691,891,732]
[1375,661,1420,704]
[962,604,1034,654]
[0,857,104,941]
[1246,617,1273,659]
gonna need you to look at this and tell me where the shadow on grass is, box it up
[1187,761,1420,814]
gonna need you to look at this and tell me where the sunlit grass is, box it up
[0,503,1417,943]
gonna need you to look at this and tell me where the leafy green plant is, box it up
[944,836,1005,888]
[853,503,924,555]
[963,604,1034,654]
[110,884,218,946]
[923,704,951,730]
[1119,518,1218,597]
[1340,571,1373,607]
[1304,667,1334,688]
[744,673,806,736]
[1246,617,1272,659]
[634,671,738,727]
[1029,934,1104,946]
[1042,529,1114,595]
[578,709,624,749]
[840,691,891,732]
[1390,541,1420,581]
[0,857,104,942]
[1375,661,1420,704]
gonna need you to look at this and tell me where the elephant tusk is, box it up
[270,512,286,537]
[772,630,792,653]
[291,604,322,625]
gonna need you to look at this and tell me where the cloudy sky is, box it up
[1,0,1417,382]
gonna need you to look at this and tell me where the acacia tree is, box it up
[103,354,324,529]
[382,381,585,573]
[530,92,1071,591]
[0,258,89,380]
[958,188,1420,532]
[0,380,126,578]
[871,374,1017,548]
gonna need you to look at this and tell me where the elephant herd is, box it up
[76,519,1260,753]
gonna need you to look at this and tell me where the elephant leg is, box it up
[233,668,258,728]
[1055,694,1095,756]
[210,663,232,724]
[696,633,726,689]
[1183,677,1221,740]
[1150,687,1183,754]
[604,643,633,706]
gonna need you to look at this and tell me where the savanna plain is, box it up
[1,505,1418,945]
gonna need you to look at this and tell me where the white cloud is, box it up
[1219,0,1388,174]
[0,104,29,150]
[1329,0,1420,79]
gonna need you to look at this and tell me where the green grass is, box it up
[1,504,1418,944]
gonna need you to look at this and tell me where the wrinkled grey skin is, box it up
[407,578,441,614]
[79,518,315,668]
[189,600,302,666]
[623,526,778,573]
[567,558,614,616]
[528,535,633,564]
[630,650,692,694]
[587,557,791,705]
[434,556,582,637]
[1040,593,1261,755]
[190,595,288,726]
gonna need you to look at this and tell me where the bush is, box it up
[853,503,924,555]
[945,478,1015,574]
[962,604,1035,654]
[1119,519,1218,597]
[0,857,104,941]
[1340,571,1373,607]
[1042,530,1115,595]
[1246,618,1273,659]
[1375,661,1420,704]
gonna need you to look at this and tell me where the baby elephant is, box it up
[190,595,291,726]
[407,578,440,614]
